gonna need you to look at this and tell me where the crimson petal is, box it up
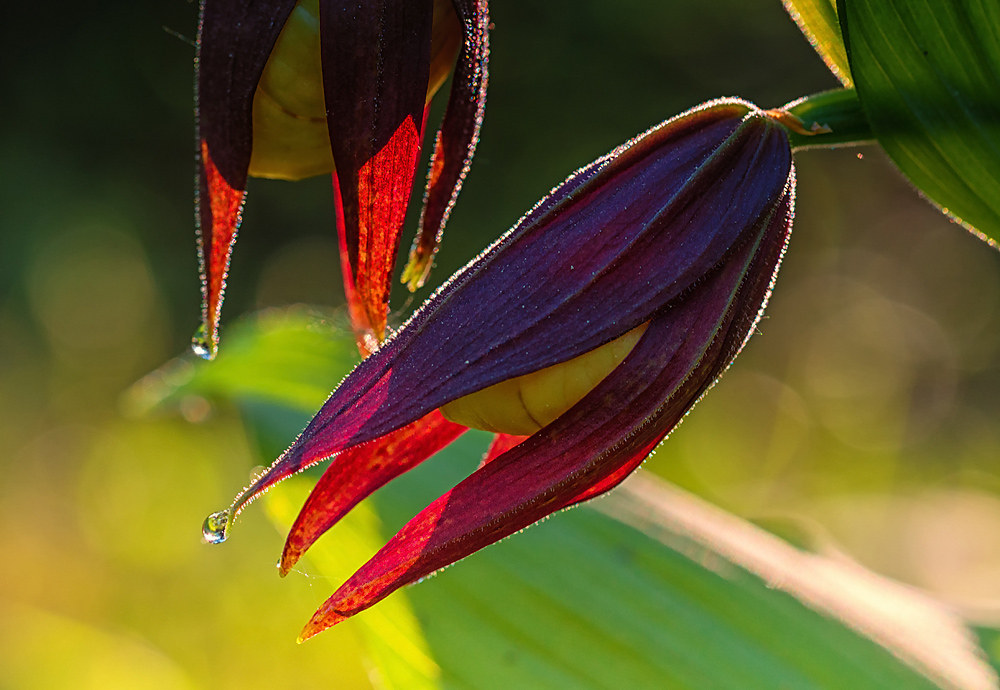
[194,0,297,359]
[479,432,527,468]
[403,0,491,290]
[321,0,435,348]
[298,187,796,637]
[279,411,466,575]
[228,100,791,509]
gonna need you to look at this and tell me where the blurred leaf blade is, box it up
[840,0,1000,244]
[374,459,991,690]
[975,626,1000,677]
[268,484,441,690]
[126,307,359,416]
[783,0,853,85]
[597,475,998,690]
[132,309,438,690]
[138,310,997,689]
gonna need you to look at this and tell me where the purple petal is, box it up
[228,100,792,517]
[297,186,796,636]
[195,0,298,357]
[403,0,491,290]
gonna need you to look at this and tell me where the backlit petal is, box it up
[479,433,528,468]
[321,0,435,346]
[231,100,791,505]
[403,0,491,290]
[195,0,297,358]
[279,411,466,575]
[298,187,795,637]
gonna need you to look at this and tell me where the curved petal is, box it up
[229,101,792,511]
[298,186,796,637]
[321,0,435,345]
[479,432,527,468]
[402,0,491,290]
[194,0,298,358]
[279,411,466,575]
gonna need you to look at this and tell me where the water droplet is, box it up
[202,509,231,544]
[191,323,217,361]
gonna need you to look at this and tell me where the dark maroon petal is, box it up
[195,0,297,357]
[402,0,491,290]
[297,187,796,637]
[279,411,466,575]
[321,0,434,344]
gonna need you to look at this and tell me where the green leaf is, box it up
[975,626,1000,676]
[840,0,1000,244]
[131,310,440,689]
[779,88,874,150]
[140,311,996,689]
[269,450,995,690]
[269,482,443,690]
[782,0,853,86]
[125,307,359,416]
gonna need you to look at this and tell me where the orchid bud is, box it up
[207,98,797,639]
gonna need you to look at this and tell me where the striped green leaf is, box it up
[840,0,1000,244]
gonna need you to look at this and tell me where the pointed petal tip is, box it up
[275,413,466,576]
[299,606,347,642]
[406,0,490,290]
[400,254,431,291]
[278,548,298,577]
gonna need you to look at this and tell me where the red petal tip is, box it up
[299,605,349,642]
[278,412,465,574]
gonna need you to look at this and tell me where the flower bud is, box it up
[209,98,796,639]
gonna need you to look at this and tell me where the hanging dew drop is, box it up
[202,509,231,544]
[191,323,217,361]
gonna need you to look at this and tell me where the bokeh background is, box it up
[1,0,999,687]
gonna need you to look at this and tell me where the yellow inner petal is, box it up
[248,0,463,181]
[440,323,649,436]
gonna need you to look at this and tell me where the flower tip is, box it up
[400,254,431,292]
[277,549,298,578]
[299,607,347,643]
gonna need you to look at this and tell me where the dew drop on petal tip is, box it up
[191,323,217,361]
[202,509,231,544]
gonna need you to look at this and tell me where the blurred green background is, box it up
[1,0,999,687]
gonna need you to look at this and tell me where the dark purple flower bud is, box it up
[205,97,796,640]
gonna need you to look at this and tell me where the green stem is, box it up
[775,88,875,151]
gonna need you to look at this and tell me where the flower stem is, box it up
[772,88,875,151]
